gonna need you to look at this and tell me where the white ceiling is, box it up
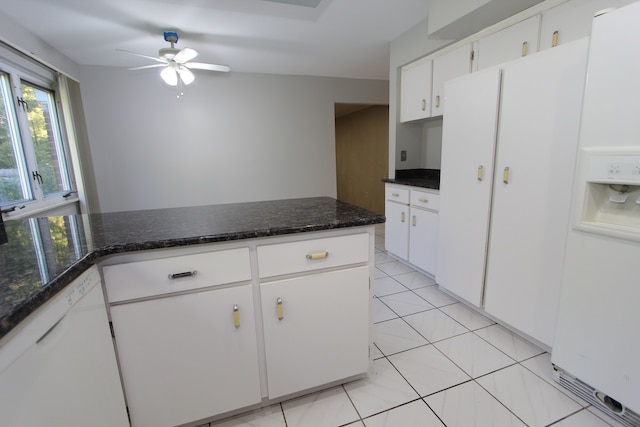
[0,0,432,80]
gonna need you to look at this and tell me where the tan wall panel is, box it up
[335,105,389,215]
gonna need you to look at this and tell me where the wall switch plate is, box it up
[401,150,407,161]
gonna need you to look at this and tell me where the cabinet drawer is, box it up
[257,233,369,278]
[411,190,440,211]
[385,186,409,204]
[103,247,251,303]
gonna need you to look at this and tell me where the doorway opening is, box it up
[334,103,389,215]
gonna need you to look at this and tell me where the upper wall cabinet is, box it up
[539,0,635,50]
[431,44,473,117]
[476,15,541,70]
[400,57,433,122]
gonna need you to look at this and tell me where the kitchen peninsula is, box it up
[0,197,384,427]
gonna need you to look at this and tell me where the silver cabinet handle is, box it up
[401,212,406,223]
[391,192,399,197]
[233,304,240,328]
[503,167,510,184]
[419,197,428,203]
[168,270,197,279]
[412,215,416,226]
[435,95,440,108]
[421,99,426,111]
[477,165,484,181]
[277,298,284,320]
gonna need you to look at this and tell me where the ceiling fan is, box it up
[117,32,230,87]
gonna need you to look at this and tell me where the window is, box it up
[0,47,76,218]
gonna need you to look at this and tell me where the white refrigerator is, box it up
[552,2,640,427]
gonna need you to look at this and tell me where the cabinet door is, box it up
[385,200,409,260]
[260,266,370,399]
[477,15,541,70]
[539,0,635,50]
[0,284,129,427]
[483,39,589,347]
[408,207,439,275]
[400,58,432,122]
[431,44,472,116]
[110,285,261,427]
[436,68,502,307]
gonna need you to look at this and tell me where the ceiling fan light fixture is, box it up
[160,65,179,86]
[177,66,195,85]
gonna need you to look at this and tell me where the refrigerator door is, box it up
[552,1,640,420]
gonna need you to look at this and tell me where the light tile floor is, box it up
[205,224,626,427]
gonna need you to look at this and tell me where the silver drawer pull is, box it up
[168,270,197,280]
[419,197,428,203]
[306,252,329,260]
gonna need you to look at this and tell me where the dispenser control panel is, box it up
[577,150,640,242]
[587,154,640,184]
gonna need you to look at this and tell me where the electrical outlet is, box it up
[401,150,407,162]
[633,165,640,175]
[608,163,621,174]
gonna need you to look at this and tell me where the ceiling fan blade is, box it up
[177,66,195,85]
[174,47,198,63]
[185,62,231,72]
[128,64,167,71]
[116,48,167,64]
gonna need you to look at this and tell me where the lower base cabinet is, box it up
[260,266,370,398]
[385,184,439,276]
[109,285,261,427]
[384,200,410,259]
[408,196,439,275]
[103,230,374,426]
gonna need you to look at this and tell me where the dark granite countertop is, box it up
[0,197,384,340]
[382,168,440,190]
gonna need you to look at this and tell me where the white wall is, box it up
[0,10,79,79]
[79,66,388,212]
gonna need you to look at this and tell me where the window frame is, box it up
[0,46,78,219]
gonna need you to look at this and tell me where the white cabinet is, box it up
[539,0,636,50]
[260,267,370,398]
[476,15,541,70]
[385,184,439,276]
[104,248,261,427]
[400,57,433,122]
[101,231,374,425]
[408,190,439,275]
[431,44,473,116]
[257,233,370,399]
[437,39,589,347]
[483,39,589,347]
[0,266,128,427]
[436,68,501,307]
[384,184,410,259]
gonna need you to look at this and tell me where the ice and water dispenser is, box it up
[574,148,640,242]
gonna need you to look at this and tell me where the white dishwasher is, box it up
[0,265,129,427]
